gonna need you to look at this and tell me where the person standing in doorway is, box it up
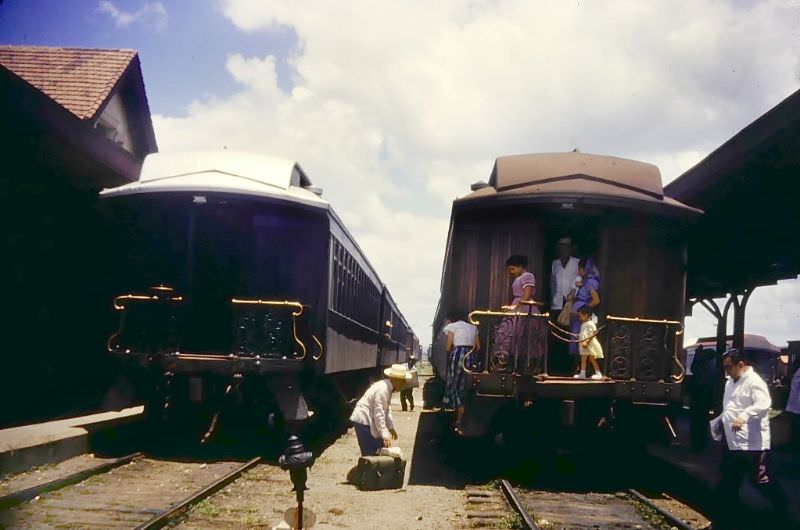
[710,350,789,528]
[568,258,601,357]
[550,237,579,374]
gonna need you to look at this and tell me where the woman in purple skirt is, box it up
[491,255,544,373]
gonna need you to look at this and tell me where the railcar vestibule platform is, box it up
[461,310,685,403]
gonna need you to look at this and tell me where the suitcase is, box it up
[350,455,406,490]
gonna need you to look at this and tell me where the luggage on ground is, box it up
[349,455,406,490]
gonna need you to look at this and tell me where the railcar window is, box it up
[330,236,381,330]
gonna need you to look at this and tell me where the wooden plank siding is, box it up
[438,209,687,330]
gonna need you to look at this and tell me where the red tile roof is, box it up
[0,45,137,120]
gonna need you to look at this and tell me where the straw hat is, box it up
[384,363,413,380]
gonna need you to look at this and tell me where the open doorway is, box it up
[540,213,603,376]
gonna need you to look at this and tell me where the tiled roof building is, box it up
[0,46,137,120]
[0,45,157,176]
[0,45,158,426]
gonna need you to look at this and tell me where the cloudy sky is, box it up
[2,0,799,348]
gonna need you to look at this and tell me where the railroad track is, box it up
[0,454,261,529]
[500,479,709,530]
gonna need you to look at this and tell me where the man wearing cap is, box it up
[550,237,579,374]
[349,364,411,456]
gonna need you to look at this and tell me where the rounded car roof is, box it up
[458,151,700,215]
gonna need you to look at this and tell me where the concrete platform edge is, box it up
[0,407,144,475]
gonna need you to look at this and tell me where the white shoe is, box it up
[573,372,585,379]
[591,373,603,380]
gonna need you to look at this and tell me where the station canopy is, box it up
[664,87,800,300]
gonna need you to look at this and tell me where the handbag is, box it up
[557,298,573,326]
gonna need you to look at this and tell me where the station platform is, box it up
[646,411,800,529]
[0,406,143,476]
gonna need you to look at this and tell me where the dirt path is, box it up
[176,384,469,529]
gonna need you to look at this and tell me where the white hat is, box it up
[557,237,572,246]
[384,363,413,380]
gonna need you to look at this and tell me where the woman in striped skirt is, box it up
[442,310,480,435]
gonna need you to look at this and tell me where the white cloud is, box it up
[98,1,167,32]
[152,0,800,345]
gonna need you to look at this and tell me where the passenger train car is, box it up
[431,152,701,439]
[101,150,415,438]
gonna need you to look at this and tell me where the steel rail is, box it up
[627,488,696,530]
[0,452,143,510]
[499,479,538,530]
[135,456,262,530]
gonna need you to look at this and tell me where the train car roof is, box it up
[457,151,701,216]
[100,150,327,208]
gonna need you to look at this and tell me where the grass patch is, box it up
[194,499,222,517]
[239,512,264,526]
[483,479,503,490]
[631,498,673,530]
[417,363,434,377]
[497,511,523,529]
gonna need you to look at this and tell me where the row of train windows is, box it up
[331,237,381,330]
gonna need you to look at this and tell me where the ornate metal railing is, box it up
[107,285,183,354]
[466,308,550,375]
[604,315,685,383]
[108,291,323,361]
[231,298,322,360]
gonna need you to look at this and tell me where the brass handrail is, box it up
[606,315,683,328]
[468,309,550,324]
[231,298,305,317]
[113,294,183,311]
[547,320,605,344]
[312,335,324,361]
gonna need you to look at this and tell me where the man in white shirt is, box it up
[550,237,579,374]
[710,350,788,528]
[349,364,411,456]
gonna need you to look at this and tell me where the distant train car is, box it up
[409,333,420,360]
[102,150,415,439]
[431,152,700,438]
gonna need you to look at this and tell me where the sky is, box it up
[2,0,800,348]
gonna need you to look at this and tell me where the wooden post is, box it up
[731,288,754,354]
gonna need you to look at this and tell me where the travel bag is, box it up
[350,455,406,490]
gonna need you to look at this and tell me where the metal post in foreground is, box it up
[279,435,314,529]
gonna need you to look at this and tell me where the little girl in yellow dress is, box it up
[573,306,604,379]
